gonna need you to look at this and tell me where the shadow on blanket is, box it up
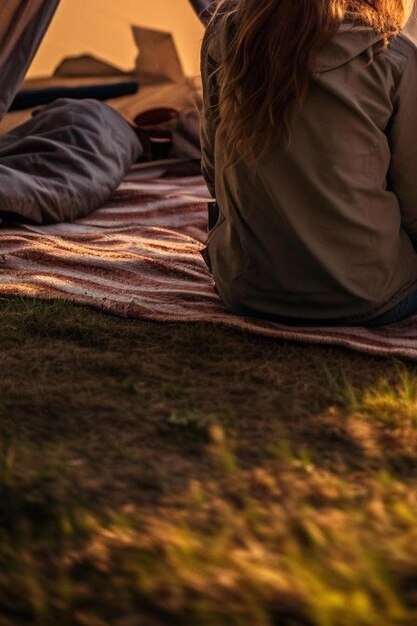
[0,167,416,361]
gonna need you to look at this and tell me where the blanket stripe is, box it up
[1,169,417,360]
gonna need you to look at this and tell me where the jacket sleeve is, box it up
[387,43,417,245]
[200,25,220,199]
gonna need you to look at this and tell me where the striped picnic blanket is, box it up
[1,166,417,360]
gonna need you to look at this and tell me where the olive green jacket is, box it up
[200,18,417,323]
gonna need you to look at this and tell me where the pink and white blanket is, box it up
[1,167,417,360]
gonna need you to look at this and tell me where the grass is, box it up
[1,297,417,625]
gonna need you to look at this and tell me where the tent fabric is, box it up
[0,0,59,120]
[189,0,213,24]
[0,167,417,361]
[0,0,54,66]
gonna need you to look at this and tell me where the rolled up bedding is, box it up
[0,98,142,224]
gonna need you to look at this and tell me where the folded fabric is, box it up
[0,98,142,224]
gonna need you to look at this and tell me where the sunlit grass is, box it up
[1,297,417,625]
[1,425,417,626]
[325,362,417,428]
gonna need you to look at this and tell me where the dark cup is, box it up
[134,107,179,161]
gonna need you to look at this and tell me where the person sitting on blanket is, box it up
[200,0,417,327]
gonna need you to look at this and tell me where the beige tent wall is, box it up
[28,0,205,78]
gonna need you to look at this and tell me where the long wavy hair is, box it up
[208,0,414,169]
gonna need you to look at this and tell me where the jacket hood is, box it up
[315,23,385,72]
[209,16,387,74]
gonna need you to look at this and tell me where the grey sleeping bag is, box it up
[0,0,142,224]
[0,99,142,223]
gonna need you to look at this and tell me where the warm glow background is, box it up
[28,0,205,78]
